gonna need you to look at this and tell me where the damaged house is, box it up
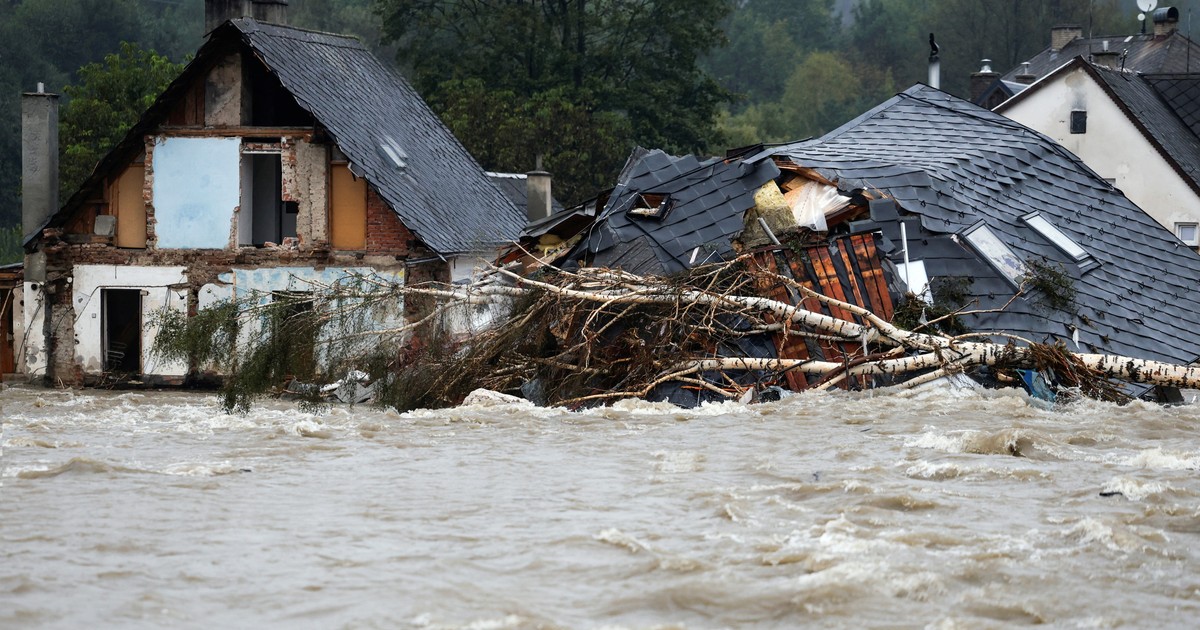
[538,84,1200,403]
[9,1,523,385]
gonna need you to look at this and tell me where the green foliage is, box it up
[0,225,23,265]
[1021,258,1078,313]
[431,79,633,206]
[59,42,184,201]
[891,276,974,335]
[377,0,732,204]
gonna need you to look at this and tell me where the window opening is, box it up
[1176,222,1199,246]
[627,192,675,219]
[961,223,1027,286]
[102,288,142,374]
[272,291,317,380]
[240,150,296,246]
[1070,110,1087,134]
[1022,212,1089,260]
[1,288,14,375]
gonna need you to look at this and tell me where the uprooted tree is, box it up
[152,255,1200,413]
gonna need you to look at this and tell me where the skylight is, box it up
[962,223,1027,286]
[378,135,408,170]
[1022,212,1089,260]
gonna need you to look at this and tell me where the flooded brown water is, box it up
[3,381,1199,629]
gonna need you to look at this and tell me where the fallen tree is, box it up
[152,255,1200,412]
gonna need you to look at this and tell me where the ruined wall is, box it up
[151,137,242,249]
[70,265,189,377]
[283,138,329,250]
[204,52,248,127]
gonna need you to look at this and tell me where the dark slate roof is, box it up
[1144,73,1200,137]
[1001,30,1200,85]
[233,20,523,252]
[1088,64,1200,196]
[570,149,780,276]
[487,172,565,216]
[756,84,1200,367]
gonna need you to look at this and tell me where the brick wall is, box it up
[365,187,414,255]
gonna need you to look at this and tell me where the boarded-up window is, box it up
[330,165,366,250]
[110,164,147,248]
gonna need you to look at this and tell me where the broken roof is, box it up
[33,18,523,254]
[571,148,780,276]
[755,84,1200,367]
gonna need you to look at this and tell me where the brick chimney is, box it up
[205,0,288,32]
[970,59,999,103]
[1051,25,1083,51]
[22,84,59,242]
[1154,7,1180,38]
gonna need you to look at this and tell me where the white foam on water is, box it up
[652,450,704,473]
[904,427,968,453]
[1101,476,1169,501]
[1116,448,1200,471]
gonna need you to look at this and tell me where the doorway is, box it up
[1,288,13,375]
[102,289,142,373]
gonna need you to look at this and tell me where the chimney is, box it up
[526,161,553,223]
[252,0,289,24]
[1014,61,1037,85]
[970,59,999,103]
[22,84,59,242]
[1154,7,1180,38]
[1051,25,1083,51]
[928,33,941,90]
[1093,40,1120,69]
[205,0,287,32]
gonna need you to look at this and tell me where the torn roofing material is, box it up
[571,148,780,276]
[233,20,524,253]
[756,84,1200,368]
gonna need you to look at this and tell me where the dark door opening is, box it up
[249,154,297,246]
[103,289,142,373]
[1,289,14,375]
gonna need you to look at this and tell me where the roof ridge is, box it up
[232,18,366,49]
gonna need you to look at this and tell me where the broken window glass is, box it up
[962,223,1026,286]
[627,193,675,219]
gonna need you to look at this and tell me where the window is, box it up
[1070,110,1087,134]
[1176,222,1199,246]
[1022,212,1089,261]
[627,192,675,219]
[962,223,1027,286]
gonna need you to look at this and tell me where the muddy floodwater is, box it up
[2,383,1200,629]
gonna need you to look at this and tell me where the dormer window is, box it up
[1022,212,1089,261]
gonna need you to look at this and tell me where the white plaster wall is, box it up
[201,266,406,373]
[8,284,26,375]
[21,282,46,376]
[1001,67,1200,235]
[71,265,189,377]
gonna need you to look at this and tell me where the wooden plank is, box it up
[858,234,895,320]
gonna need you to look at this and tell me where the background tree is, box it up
[377,0,733,205]
[58,42,184,201]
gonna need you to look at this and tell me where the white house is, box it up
[996,57,1200,248]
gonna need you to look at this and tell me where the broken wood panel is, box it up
[850,234,895,321]
[748,252,813,391]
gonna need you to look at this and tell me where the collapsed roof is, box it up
[753,84,1200,367]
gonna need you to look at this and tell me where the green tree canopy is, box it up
[377,0,734,204]
[58,42,184,201]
